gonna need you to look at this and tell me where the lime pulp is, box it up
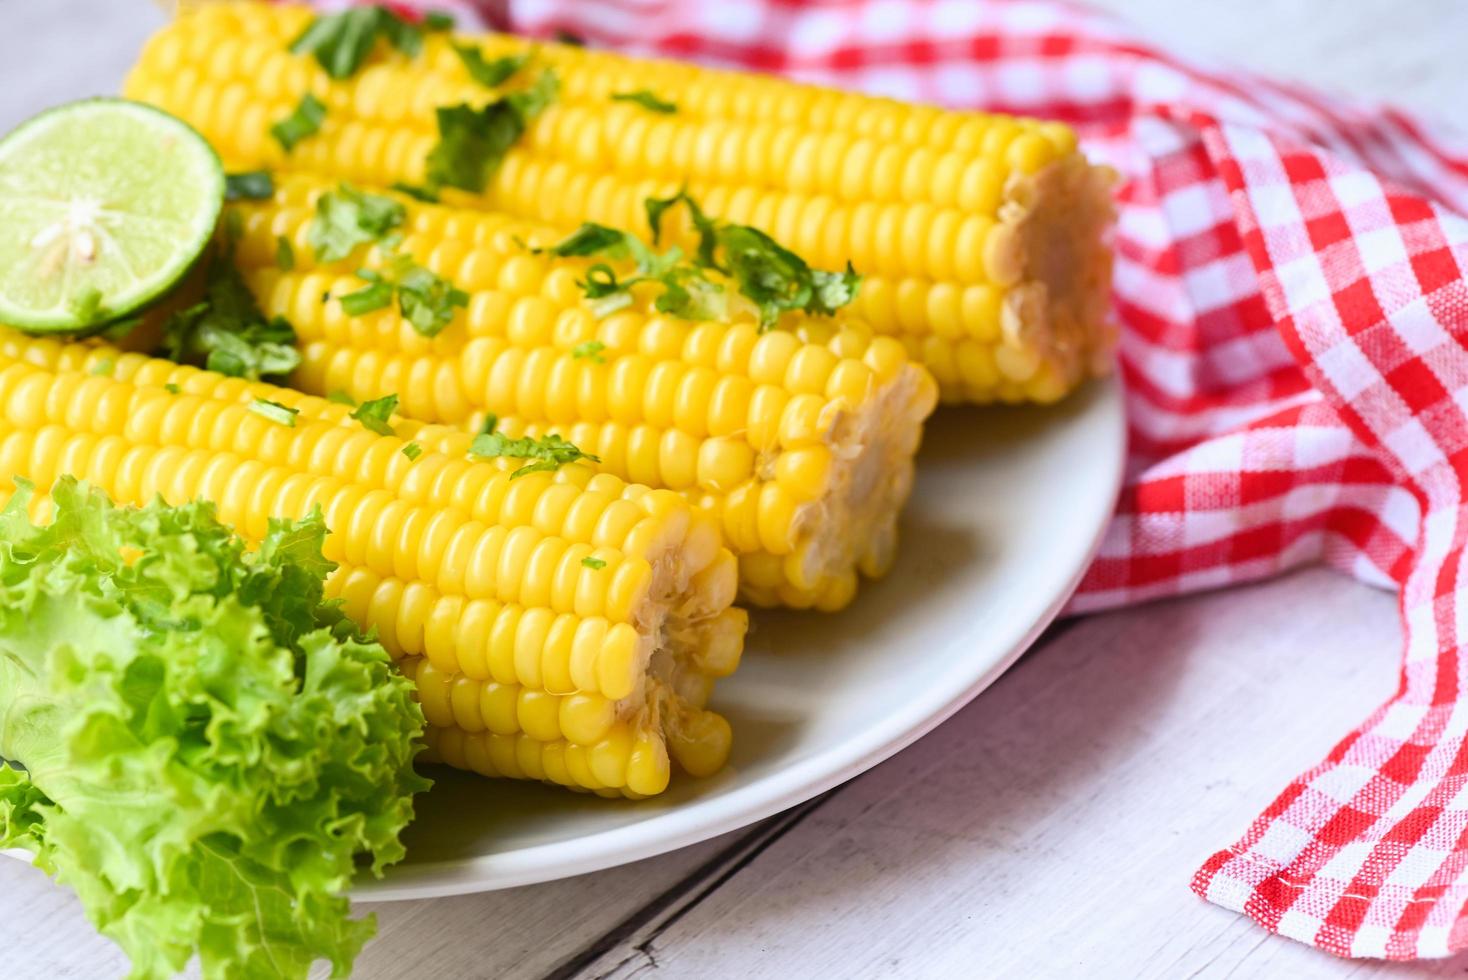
[0,98,225,333]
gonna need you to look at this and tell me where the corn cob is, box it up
[0,334,747,798]
[222,174,936,611]
[124,1,1115,405]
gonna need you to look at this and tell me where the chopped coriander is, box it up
[610,90,676,114]
[425,69,558,193]
[89,358,114,377]
[338,256,467,336]
[397,263,469,336]
[275,235,296,271]
[270,93,326,153]
[453,43,528,88]
[161,245,302,381]
[478,413,498,436]
[163,383,181,395]
[538,218,725,322]
[581,556,606,570]
[68,287,104,323]
[339,278,395,316]
[571,340,607,363]
[327,390,357,406]
[248,398,299,427]
[289,5,425,79]
[469,431,598,479]
[224,170,275,201]
[718,225,861,329]
[349,394,398,436]
[390,181,441,203]
[423,11,455,31]
[309,184,406,262]
[401,442,424,460]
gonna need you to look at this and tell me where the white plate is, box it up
[355,376,1126,900]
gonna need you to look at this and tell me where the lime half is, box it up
[0,99,224,333]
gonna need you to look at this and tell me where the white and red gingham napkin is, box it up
[319,0,1468,960]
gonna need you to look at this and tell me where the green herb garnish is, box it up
[550,191,860,331]
[571,339,607,363]
[390,181,441,203]
[248,398,300,427]
[425,69,558,193]
[89,358,114,377]
[402,442,424,460]
[0,477,427,980]
[338,256,468,336]
[424,11,456,31]
[453,44,529,88]
[479,413,498,436]
[289,5,425,79]
[349,393,398,436]
[309,184,406,262]
[270,93,326,153]
[163,383,181,394]
[611,90,677,113]
[162,247,302,381]
[327,390,357,406]
[581,556,607,570]
[469,431,598,479]
[224,170,275,201]
[276,234,296,271]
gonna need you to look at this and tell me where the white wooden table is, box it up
[3,2,1467,977]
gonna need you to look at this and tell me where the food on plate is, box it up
[0,477,426,980]
[0,98,224,334]
[0,339,748,797]
[125,0,1116,405]
[222,173,938,611]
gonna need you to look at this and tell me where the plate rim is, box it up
[353,376,1128,901]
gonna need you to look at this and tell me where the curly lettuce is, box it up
[0,478,429,979]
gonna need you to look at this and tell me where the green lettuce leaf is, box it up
[0,478,428,980]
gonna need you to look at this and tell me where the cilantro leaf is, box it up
[327,390,357,406]
[581,556,607,569]
[349,393,398,435]
[469,431,599,478]
[397,264,469,336]
[0,478,426,980]
[479,413,498,436]
[340,279,395,316]
[309,184,407,262]
[611,90,677,113]
[270,93,326,153]
[424,11,455,31]
[161,248,302,381]
[224,170,275,201]
[454,43,529,87]
[89,358,114,377]
[248,398,299,427]
[289,5,424,79]
[572,339,607,362]
[276,234,296,271]
[645,189,720,266]
[402,442,423,460]
[425,69,559,193]
[390,181,441,203]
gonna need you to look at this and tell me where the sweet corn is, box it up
[0,334,747,798]
[125,0,1116,405]
[223,174,937,610]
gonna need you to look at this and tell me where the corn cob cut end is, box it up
[737,359,937,612]
[987,154,1117,406]
[403,498,748,798]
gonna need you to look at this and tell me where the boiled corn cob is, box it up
[125,0,1116,404]
[0,333,747,798]
[225,174,937,611]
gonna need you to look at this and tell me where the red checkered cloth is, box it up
[324,0,1468,960]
